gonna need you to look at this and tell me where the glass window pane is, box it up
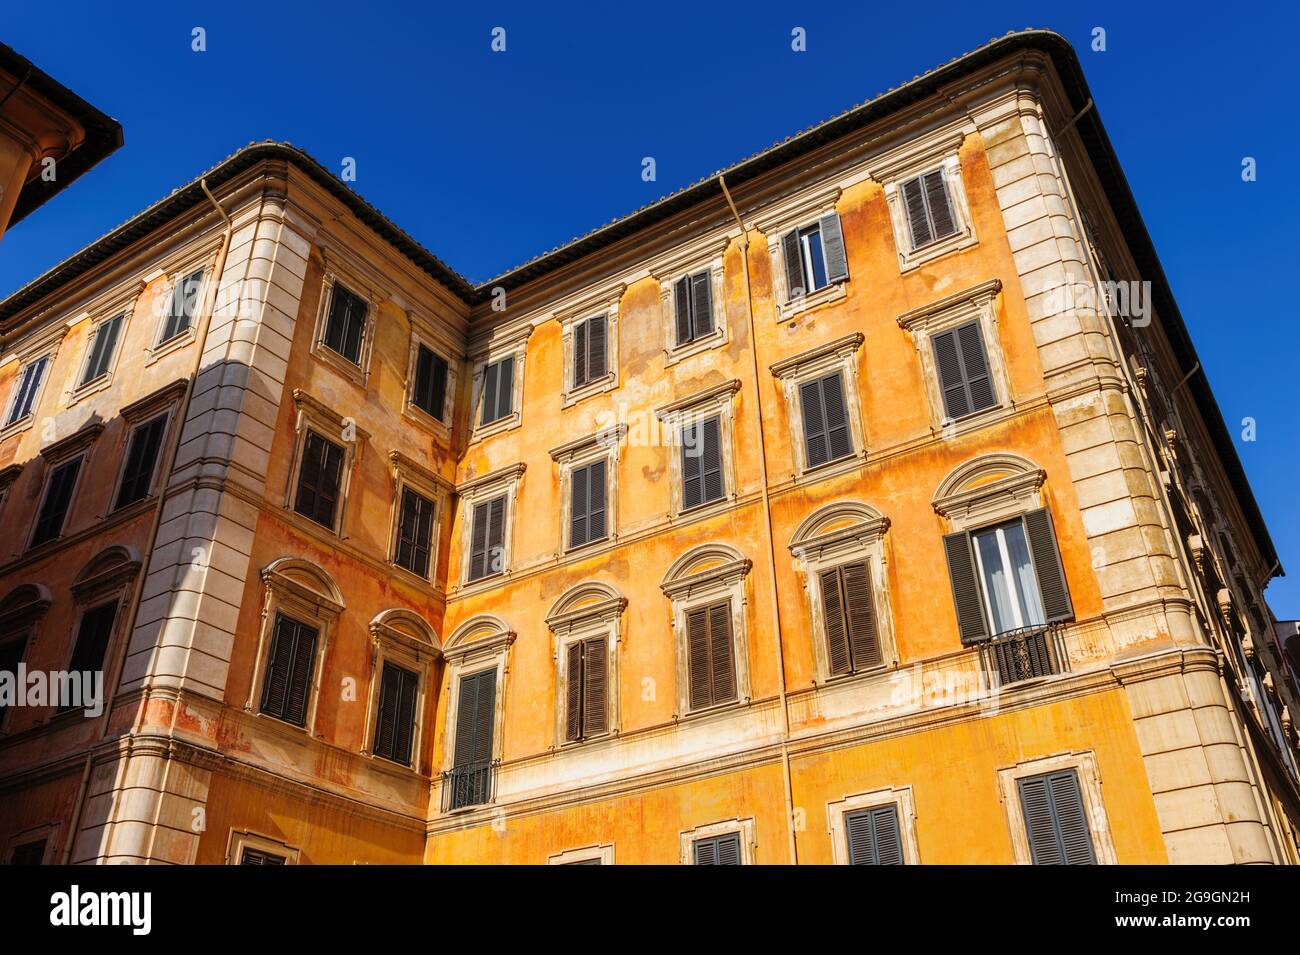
[974,528,1018,634]
[1002,522,1045,627]
[801,225,828,291]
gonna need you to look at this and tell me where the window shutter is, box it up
[486,495,505,575]
[116,414,167,510]
[480,360,500,425]
[569,462,589,548]
[841,561,881,669]
[700,417,723,504]
[800,379,829,468]
[689,271,713,340]
[83,314,123,384]
[67,601,117,675]
[495,357,514,422]
[393,666,418,765]
[902,176,933,248]
[374,662,400,760]
[260,615,293,718]
[573,319,589,388]
[587,315,608,381]
[32,457,81,546]
[468,500,490,581]
[695,832,741,865]
[396,488,434,578]
[1023,508,1074,623]
[565,642,584,742]
[586,459,607,544]
[819,568,851,676]
[923,169,956,240]
[582,638,608,737]
[957,321,995,411]
[8,356,48,424]
[681,424,704,511]
[943,531,989,643]
[932,329,970,420]
[294,432,344,529]
[240,848,286,866]
[260,615,318,726]
[413,346,448,421]
[781,230,805,300]
[819,213,849,283]
[1018,770,1095,865]
[821,373,852,462]
[285,621,317,726]
[674,276,692,345]
[686,607,711,710]
[708,601,736,703]
[846,806,904,865]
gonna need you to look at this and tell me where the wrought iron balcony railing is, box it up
[980,624,1068,689]
[440,760,495,812]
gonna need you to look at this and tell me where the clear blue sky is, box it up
[3,2,1297,614]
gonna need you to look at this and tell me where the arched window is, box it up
[365,609,440,770]
[440,615,515,811]
[545,582,627,745]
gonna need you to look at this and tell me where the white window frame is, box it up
[754,184,847,322]
[770,332,868,480]
[996,750,1118,865]
[897,279,1010,436]
[549,425,624,555]
[310,269,380,386]
[455,463,526,589]
[403,320,459,440]
[654,380,741,520]
[558,287,622,406]
[468,324,531,442]
[881,150,977,272]
[363,609,441,771]
[386,450,451,584]
[282,389,367,538]
[545,582,627,746]
[548,843,615,865]
[827,785,919,865]
[679,817,756,865]
[226,829,299,865]
[660,544,753,719]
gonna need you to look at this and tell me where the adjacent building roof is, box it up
[0,42,124,227]
[0,29,1278,572]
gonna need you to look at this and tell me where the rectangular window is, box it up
[293,431,345,529]
[61,601,117,712]
[1018,770,1096,865]
[799,371,853,468]
[932,320,995,419]
[240,848,286,866]
[845,805,904,865]
[781,214,848,301]
[259,613,318,727]
[7,840,46,866]
[0,637,24,724]
[673,270,714,346]
[564,638,608,742]
[412,344,449,421]
[115,414,168,510]
[692,832,742,865]
[31,457,82,547]
[449,668,497,809]
[321,282,368,364]
[568,459,607,549]
[160,268,205,343]
[572,314,608,388]
[80,313,125,386]
[686,600,735,710]
[901,169,958,249]
[466,495,506,582]
[819,561,881,676]
[943,508,1073,643]
[5,355,49,426]
[479,356,515,426]
[395,487,436,578]
[373,661,420,766]
[680,416,723,510]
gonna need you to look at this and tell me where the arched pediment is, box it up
[789,500,888,558]
[261,557,345,616]
[444,613,515,663]
[932,453,1046,525]
[71,545,143,601]
[0,583,53,631]
[545,581,627,633]
[369,608,440,653]
[660,544,751,599]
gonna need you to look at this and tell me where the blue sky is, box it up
[3,1,1298,614]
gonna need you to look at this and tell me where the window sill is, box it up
[146,328,197,366]
[675,696,748,725]
[898,230,978,273]
[793,449,866,485]
[674,494,732,522]
[562,372,617,409]
[387,559,434,588]
[817,659,895,689]
[65,373,114,409]
[664,327,727,368]
[777,280,847,323]
[0,415,35,443]
[311,342,369,388]
[401,402,451,443]
[935,401,1007,439]
[470,411,521,444]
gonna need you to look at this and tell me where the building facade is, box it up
[1,31,1297,866]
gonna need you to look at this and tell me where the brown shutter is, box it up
[842,561,881,668]
[393,667,419,766]
[586,459,607,543]
[956,321,995,412]
[700,416,723,503]
[573,318,589,387]
[932,329,971,420]
[284,621,317,726]
[674,276,692,345]
[681,423,704,510]
[686,607,711,709]
[260,614,294,718]
[819,213,849,283]
[689,271,713,339]
[480,360,499,425]
[374,662,400,759]
[582,638,608,737]
[943,531,989,643]
[565,642,583,742]
[708,601,736,703]
[821,372,852,461]
[468,500,490,580]
[902,176,932,248]
[569,461,589,547]
[820,568,851,676]
[67,601,117,675]
[587,314,608,380]
[923,169,956,239]
[800,379,829,468]
[781,229,804,300]
[1023,508,1073,623]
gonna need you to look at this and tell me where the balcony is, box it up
[980,624,1068,689]
[440,760,495,812]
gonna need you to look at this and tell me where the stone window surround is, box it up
[770,332,868,480]
[309,264,382,387]
[26,422,103,551]
[0,320,66,441]
[438,616,516,787]
[557,285,623,407]
[931,453,1048,532]
[144,247,220,364]
[679,816,756,865]
[754,183,848,322]
[548,843,615,865]
[468,323,532,442]
[897,278,1011,436]
[995,750,1118,865]
[107,380,187,515]
[873,133,978,272]
[3,822,59,864]
[245,558,345,738]
[402,317,460,440]
[788,501,896,686]
[545,582,628,747]
[385,450,453,584]
[549,425,625,555]
[64,280,143,407]
[225,828,300,865]
[653,379,742,520]
[660,544,754,720]
[651,235,731,366]
[454,463,526,591]
[282,389,368,538]
[362,608,442,770]
[826,785,919,865]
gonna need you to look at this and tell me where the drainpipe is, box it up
[718,174,799,865]
[62,178,235,863]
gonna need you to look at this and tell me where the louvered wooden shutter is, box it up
[116,414,167,509]
[83,314,123,384]
[932,329,969,419]
[846,805,904,865]
[240,848,286,865]
[569,459,607,548]
[700,417,723,504]
[8,356,48,424]
[582,638,607,737]
[587,315,608,381]
[1023,508,1074,623]
[674,276,692,345]
[32,457,81,546]
[687,601,735,710]
[284,621,317,726]
[573,318,589,387]
[923,169,956,239]
[902,176,932,248]
[374,662,400,759]
[820,568,851,676]
[956,322,994,411]
[841,561,881,669]
[260,615,293,718]
[486,495,505,574]
[481,356,514,425]
[413,345,448,420]
[681,424,703,510]
[689,271,713,340]
[480,360,500,424]
[799,373,852,468]
[800,379,829,469]
[468,495,506,580]
[1018,770,1095,864]
[694,832,741,865]
[708,602,735,704]
[396,487,434,578]
[819,213,849,283]
[454,669,497,768]
[67,601,117,674]
[565,642,584,741]
[943,531,990,643]
[686,607,711,710]
[569,462,589,547]
[781,230,805,300]
[260,615,317,726]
